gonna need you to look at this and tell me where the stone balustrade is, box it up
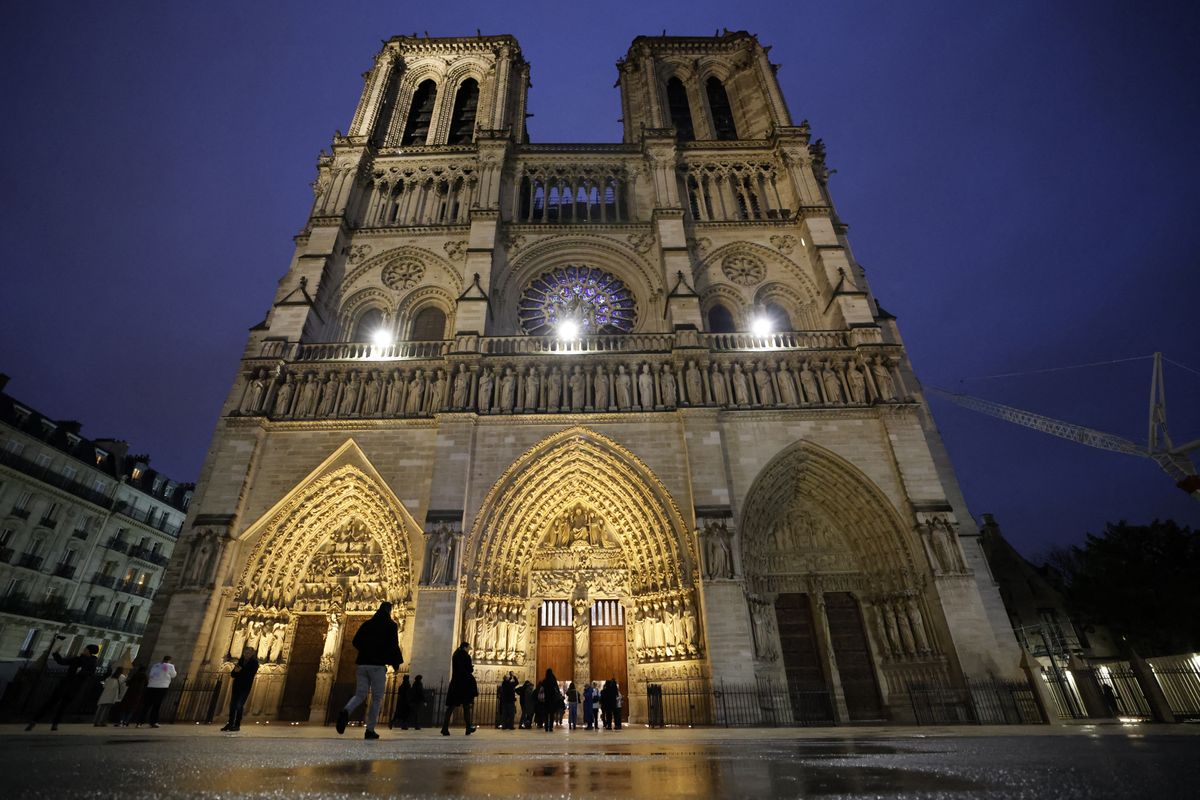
[238,330,909,421]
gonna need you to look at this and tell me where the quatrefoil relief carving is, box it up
[721,254,766,287]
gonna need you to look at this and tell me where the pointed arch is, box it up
[705,76,738,140]
[447,78,480,144]
[401,79,438,146]
[465,427,692,597]
[665,76,695,142]
[739,440,920,591]
[235,440,421,610]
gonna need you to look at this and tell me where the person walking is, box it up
[566,682,579,730]
[600,678,617,730]
[221,646,259,732]
[94,667,126,726]
[498,672,517,730]
[117,665,147,727]
[518,679,535,729]
[537,669,563,733]
[390,674,411,729]
[25,644,101,731]
[336,601,403,740]
[139,655,177,728]
[582,681,595,730]
[408,675,426,730]
[440,641,478,736]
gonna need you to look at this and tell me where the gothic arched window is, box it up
[518,266,636,335]
[666,77,695,142]
[707,304,735,333]
[448,78,480,145]
[410,307,447,341]
[764,302,792,331]
[401,80,438,146]
[706,77,738,140]
[352,308,386,343]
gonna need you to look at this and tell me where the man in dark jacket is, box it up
[498,672,518,730]
[25,644,100,731]
[336,602,403,740]
[440,641,477,736]
[600,678,619,730]
[221,645,259,732]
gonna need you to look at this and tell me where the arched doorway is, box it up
[740,441,948,722]
[227,449,418,722]
[462,428,700,721]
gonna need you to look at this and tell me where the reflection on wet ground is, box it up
[3,727,1200,799]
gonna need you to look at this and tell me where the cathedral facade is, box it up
[141,31,1019,724]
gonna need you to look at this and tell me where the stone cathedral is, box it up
[141,31,1020,725]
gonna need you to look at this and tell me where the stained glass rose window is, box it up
[518,266,636,335]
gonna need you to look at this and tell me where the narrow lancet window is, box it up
[448,78,480,145]
[706,77,738,140]
[401,80,437,146]
[666,77,694,142]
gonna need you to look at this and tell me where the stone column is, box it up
[574,600,591,687]
[811,591,850,724]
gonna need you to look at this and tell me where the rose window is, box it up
[721,253,766,286]
[518,266,636,335]
[381,259,425,290]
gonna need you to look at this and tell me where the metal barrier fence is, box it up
[647,682,835,727]
[0,666,222,725]
[909,677,1043,725]
[1149,665,1200,718]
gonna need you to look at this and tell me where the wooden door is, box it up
[824,592,883,721]
[536,628,573,682]
[277,615,326,721]
[775,593,833,722]
[589,627,629,720]
[330,616,369,720]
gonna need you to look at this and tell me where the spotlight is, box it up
[371,329,393,348]
[557,319,580,340]
[750,316,773,337]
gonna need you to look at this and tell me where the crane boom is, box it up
[927,388,1146,456]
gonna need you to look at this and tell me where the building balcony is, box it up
[104,537,130,553]
[0,546,13,564]
[128,545,170,567]
[73,609,146,635]
[244,328,908,422]
[89,573,117,589]
[52,563,77,580]
[71,528,89,540]
[9,507,30,520]
[0,448,112,508]
[112,501,183,539]
[38,517,59,529]
[116,579,155,599]
[15,552,44,571]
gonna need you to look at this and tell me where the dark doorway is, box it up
[277,615,327,721]
[824,592,884,720]
[775,592,834,723]
[327,615,369,721]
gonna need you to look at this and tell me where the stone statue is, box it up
[684,360,703,405]
[753,362,774,405]
[297,373,319,417]
[186,532,216,585]
[896,602,917,655]
[615,365,632,409]
[907,599,930,654]
[931,519,964,573]
[569,365,586,411]
[266,622,287,663]
[884,604,903,655]
[731,363,750,406]
[524,366,540,410]
[477,368,494,413]
[362,370,381,415]
[242,369,268,415]
[499,367,516,412]
[452,364,470,409]
[820,361,843,404]
[704,522,733,579]
[404,370,426,416]
[385,370,404,416]
[776,363,798,406]
[339,372,361,416]
[547,367,563,410]
[574,614,589,659]
[846,362,867,404]
[710,363,728,406]
[660,364,677,408]
[429,529,452,585]
[427,369,446,414]
[272,373,296,417]
[799,362,820,404]
[749,597,778,661]
[593,365,610,410]
[317,373,339,417]
[637,363,655,408]
[872,357,897,401]
[463,600,478,650]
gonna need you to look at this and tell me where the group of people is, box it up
[494,671,624,732]
[24,649,178,731]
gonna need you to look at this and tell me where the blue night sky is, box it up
[1,1,1197,557]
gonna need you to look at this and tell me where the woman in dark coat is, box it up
[221,646,259,732]
[537,669,564,732]
[390,674,411,729]
[409,675,426,730]
[117,665,148,727]
[440,642,478,736]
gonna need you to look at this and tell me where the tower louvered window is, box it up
[666,77,694,142]
[448,78,480,145]
[401,80,437,146]
[706,77,738,140]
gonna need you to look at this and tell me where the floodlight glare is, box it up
[750,316,773,337]
[371,329,393,348]
[557,319,580,340]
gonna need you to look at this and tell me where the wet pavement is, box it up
[3,723,1199,798]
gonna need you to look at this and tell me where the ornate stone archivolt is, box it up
[698,241,819,307]
[342,245,463,297]
[234,460,417,621]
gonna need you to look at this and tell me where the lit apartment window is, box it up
[131,467,143,480]
[95,450,107,465]
[123,567,137,583]
[136,572,148,587]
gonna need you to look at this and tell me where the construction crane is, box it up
[929,353,1200,500]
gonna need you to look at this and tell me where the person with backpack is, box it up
[336,602,403,740]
